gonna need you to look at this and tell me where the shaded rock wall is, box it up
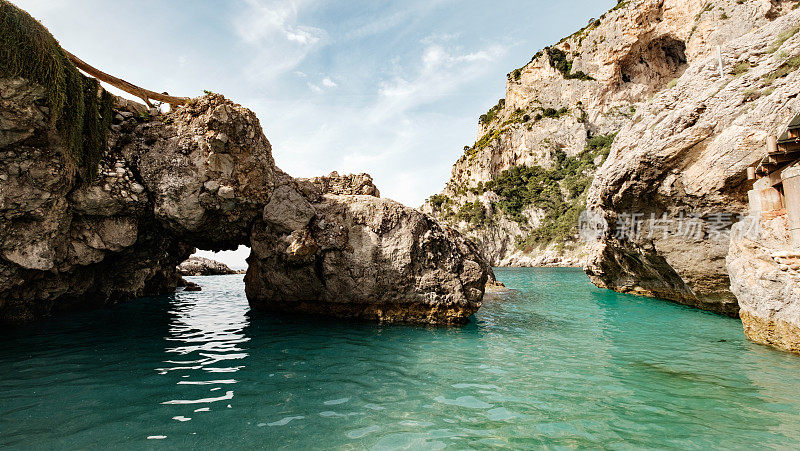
[0,80,254,322]
[586,7,800,316]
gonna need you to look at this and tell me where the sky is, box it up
[13,0,614,268]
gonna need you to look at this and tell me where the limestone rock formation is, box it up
[0,1,490,325]
[304,171,381,197]
[728,216,800,354]
[586,5,800,315]
[0,77,193,323]
[177,257,243,276]
[0,83,489,324]
[246,181,490,324]
[425,0,783,266]
[424,0,800,315]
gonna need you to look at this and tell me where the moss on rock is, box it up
[0,0,113,182]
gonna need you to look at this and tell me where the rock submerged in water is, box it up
[177,277,202,292]
[245,173,491,325]
[177,257,243,276]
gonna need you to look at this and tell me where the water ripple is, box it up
[2,271,800,449]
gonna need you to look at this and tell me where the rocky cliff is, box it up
[585,2,800,316]
[247,173,489,324]
[0,1,490,325]
[425,0,800,315]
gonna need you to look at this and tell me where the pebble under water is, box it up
[2,268,800,449]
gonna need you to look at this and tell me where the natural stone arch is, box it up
[0,0,491,325]
[0,82,491,325]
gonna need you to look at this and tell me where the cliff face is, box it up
[586,4,800,315]
[423,0,799,270]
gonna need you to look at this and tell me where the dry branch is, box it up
[64,50,189,107]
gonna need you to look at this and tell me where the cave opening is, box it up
[618,35,688,91]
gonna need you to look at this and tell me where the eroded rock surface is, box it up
[586,8,800,315]
[0,79,489,324]
[0,78,192,322]
[1,6,490,327]
[728,216,800,354]
[246,177,489,324]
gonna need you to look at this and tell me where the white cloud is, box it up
[255,41,506,207]
[234,0,327,80]
[420,32,461,45]
[341,1,448,41]
[307,76,336,93]
[373,43,506,122]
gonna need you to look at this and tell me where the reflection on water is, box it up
[2,270,800,449]
[157,282,249,410]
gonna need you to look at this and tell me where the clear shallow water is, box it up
[2,268,800,449]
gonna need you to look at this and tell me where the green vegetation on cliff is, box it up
[545,47,594,81]
[455,200,488,227]
[0,0,113,182]
[479,99,505,125]
[485,132,616,247]
[465,105,572,159]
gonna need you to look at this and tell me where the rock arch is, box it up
[0,1,490,325]
[0,81,490,325]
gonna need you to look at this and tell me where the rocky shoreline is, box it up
[728,216,800,354]
[177,257,244,276]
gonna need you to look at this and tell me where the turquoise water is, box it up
[2,268,800,449]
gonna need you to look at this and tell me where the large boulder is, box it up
[245,175,490,324]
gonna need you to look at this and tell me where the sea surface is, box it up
[2,268,800,449]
